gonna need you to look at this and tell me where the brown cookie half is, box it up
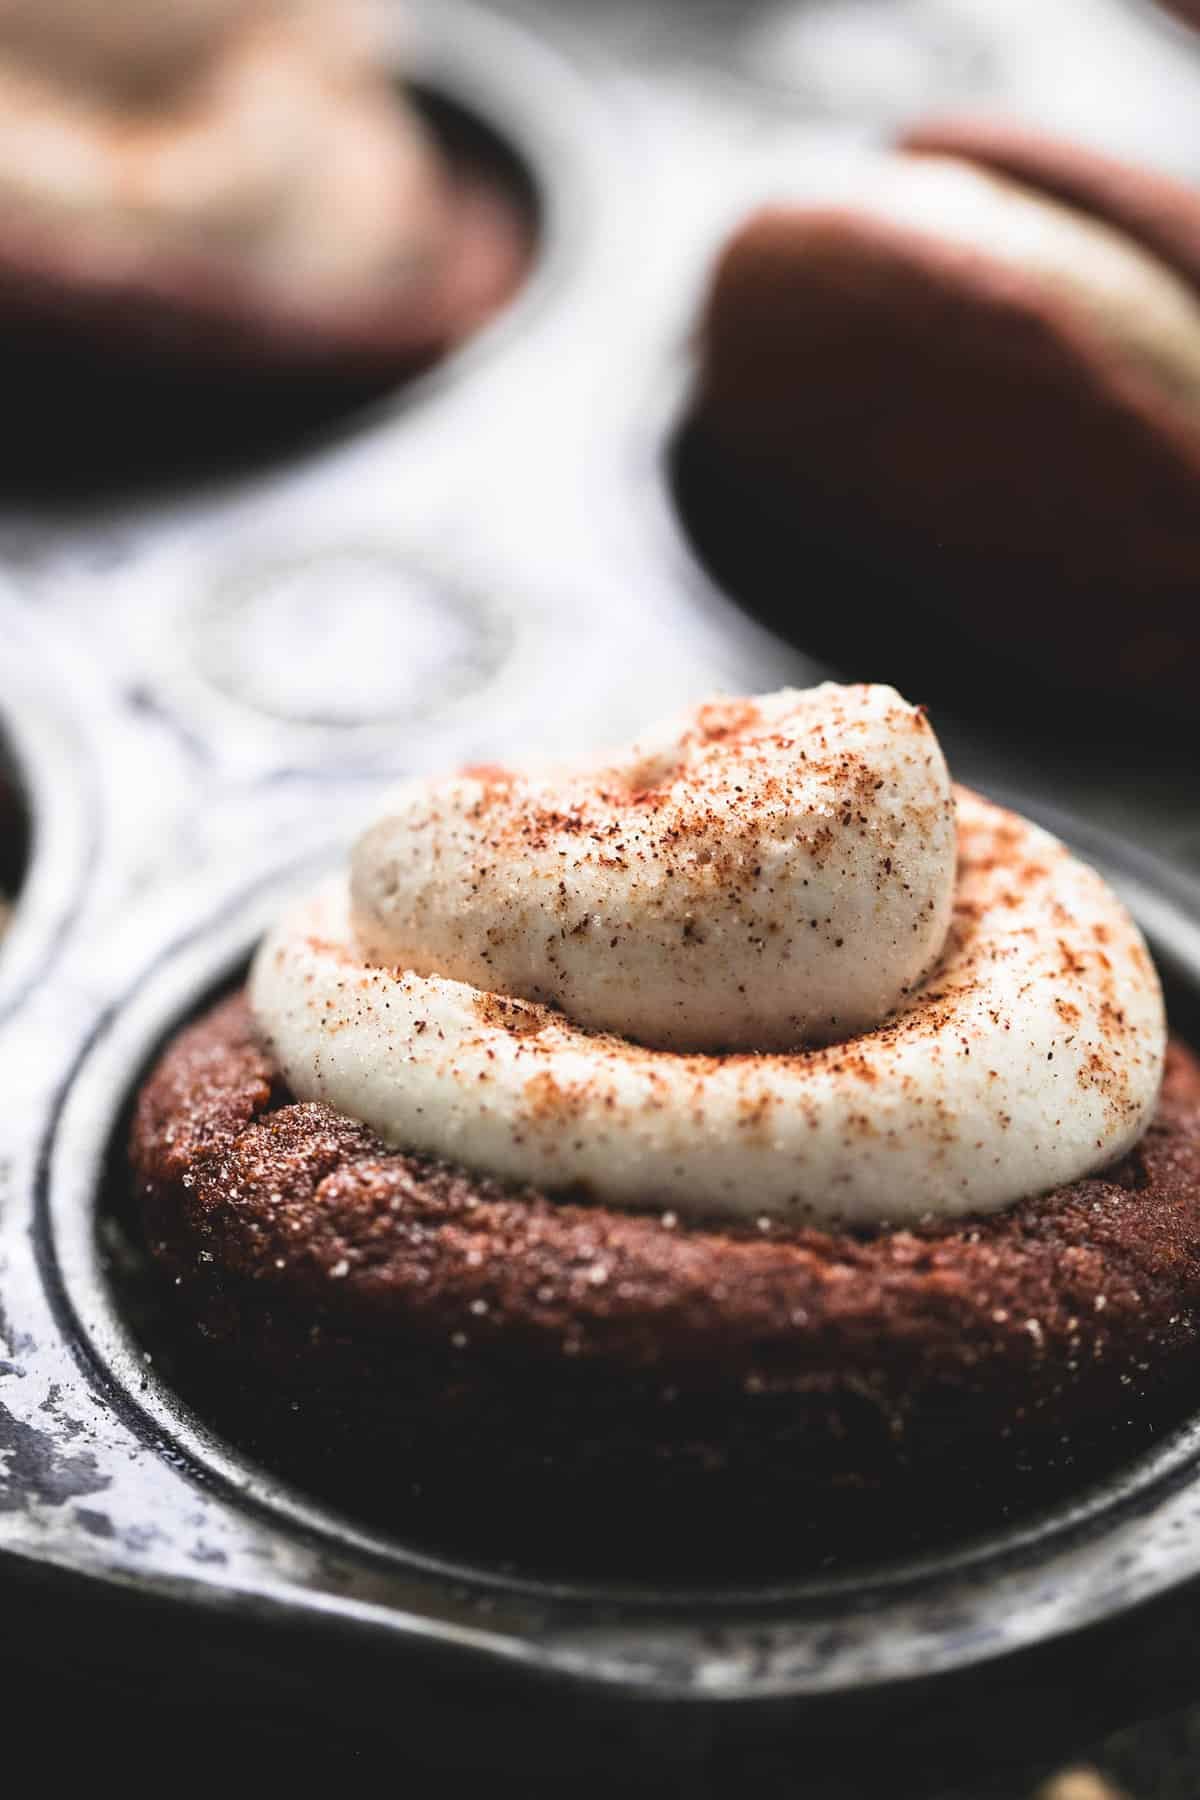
[127,991,1200,1576]
[686,120,1200,717]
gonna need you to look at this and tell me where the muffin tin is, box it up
[3,0,1200,1784]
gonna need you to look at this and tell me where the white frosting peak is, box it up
[351,685,957,1053]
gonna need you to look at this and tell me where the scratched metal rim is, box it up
[0,603,95,1028]
[36,810,1200,1703]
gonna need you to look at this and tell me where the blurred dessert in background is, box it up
[681,117,1200,721]
[0,0,533,484]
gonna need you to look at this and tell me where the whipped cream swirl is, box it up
[251,685,1165,1225]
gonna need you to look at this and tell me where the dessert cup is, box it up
[6,3,1200,1770]
[125,687,1198,1578]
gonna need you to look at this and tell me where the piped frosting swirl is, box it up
[250,685,1165,1225]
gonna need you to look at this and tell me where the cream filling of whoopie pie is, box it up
[783,151,1200,426]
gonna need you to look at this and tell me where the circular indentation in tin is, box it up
[734,0,994,121]
[699,0,1200,177]
[541,0,993,120]
[39,824,1200,1644]
[191,552,501,729]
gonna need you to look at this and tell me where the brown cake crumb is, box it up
[128,994,1200,1568]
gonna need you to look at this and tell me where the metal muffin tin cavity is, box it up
[2,0,1200,1778]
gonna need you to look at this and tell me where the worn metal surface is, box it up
[1,0,1199,1781]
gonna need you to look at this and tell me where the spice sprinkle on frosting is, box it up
[250,684,1165,1225]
